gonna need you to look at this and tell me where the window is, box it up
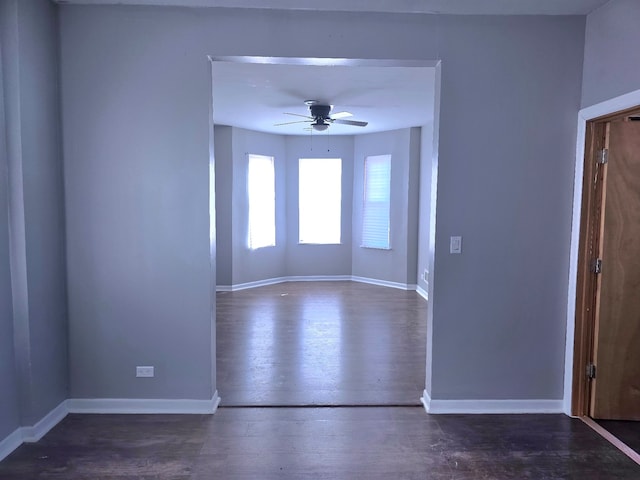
[298,158,342,244]
[247,154,276,250]
[362,154,391,249]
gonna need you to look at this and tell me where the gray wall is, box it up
[582,0,640,108]
[61,6,213,399]
[406,128,420,286]
[214,126,233,285]
[59,5,585,401]
[285,134,354,276]
[0,31,20,442]
[430,16,584,399]
[215,126,292,287]
[230,128,287,285]
[1,0,68,426]
[220,127,403,284]
[352,128,421,285]
[217,127,422,285]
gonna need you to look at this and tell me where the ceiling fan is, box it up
[275,100,368,131]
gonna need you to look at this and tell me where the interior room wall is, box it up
[352,128,420,285]
[430,16,584,400]
[0,30,20,443]
[1,0,68,427]
[214,125,233,286]
[229,127,287,285]
[61,6,213,400]
[582,0,640,108]
[59,5,584,402]
[218,125,421,285]
[284,134,354,277]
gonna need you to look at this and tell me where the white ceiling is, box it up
[211,61,435,136]
[56,0,611,16]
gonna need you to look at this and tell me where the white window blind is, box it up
[362,154,391,250]
[247,154,276,250]
[298,158,342,244]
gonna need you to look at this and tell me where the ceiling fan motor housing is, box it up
[310,104,331,121]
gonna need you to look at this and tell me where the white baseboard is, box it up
[67,392,221,414]
[21,400,69,442]
[216,277,288,292]
[216,275,416,292]
[0,393,221,462]
[212,390,222,411]
[420,389,432,412]
[0,399,69,462]
[0,428,24,462]
[350,276,416,291]
[286,275,351,283]
[416,285,428,301]
[421,390,563,414]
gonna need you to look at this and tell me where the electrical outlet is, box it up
[423,269,429,281]
[136,366,154,378]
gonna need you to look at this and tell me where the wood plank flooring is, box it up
[1,409,639,479]
[3,282,639,477]
[216,281,427,406]
[597,420,640,455]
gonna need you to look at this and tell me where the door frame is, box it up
[209,55,441,406]
[564,89,640,416]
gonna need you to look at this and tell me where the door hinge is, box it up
[586,363,596,379]
[592,258,602,274]
[598,148,609,164]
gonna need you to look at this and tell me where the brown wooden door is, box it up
[591,120,640,420]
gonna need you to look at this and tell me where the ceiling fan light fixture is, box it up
[312,121,329,132]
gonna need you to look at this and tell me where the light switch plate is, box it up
[450,236,462,254]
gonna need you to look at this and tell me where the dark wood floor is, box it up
[216,281,427,406]
[1,409,639,479]
[597,420,640,454]
[2,282,638,477]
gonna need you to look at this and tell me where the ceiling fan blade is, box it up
[284,112,313,119]
[274,120,312,126]
[331,111,353,119]
[332,119,368,127]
